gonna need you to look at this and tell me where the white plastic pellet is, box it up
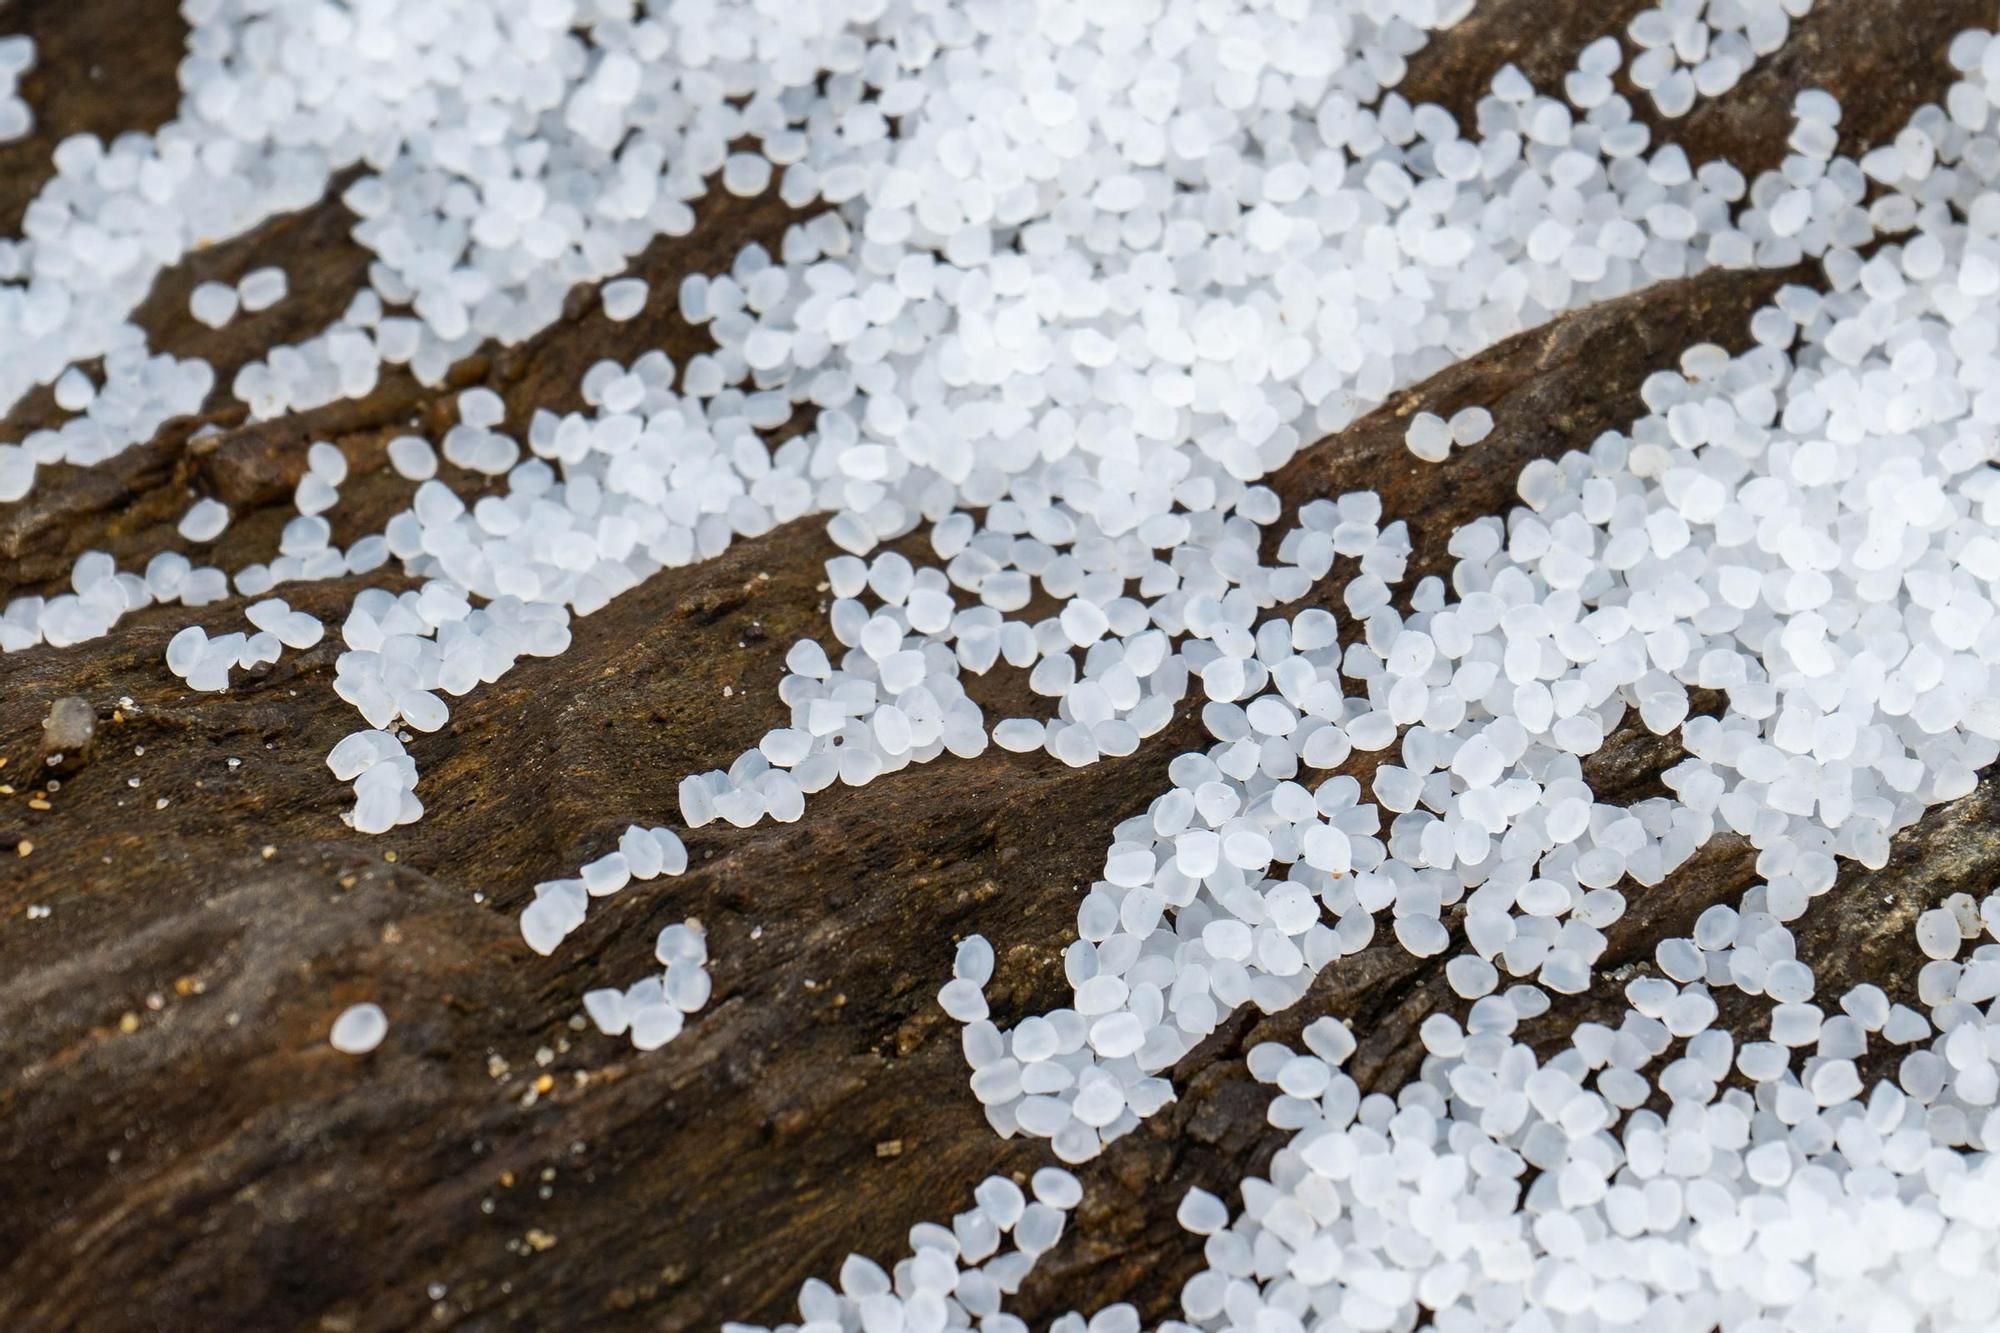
[177,498,231,543]
[237,266,288,312]
[602,279,648,321]
[328,1002,388,1054]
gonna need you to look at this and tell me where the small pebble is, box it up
[39,695,96,772]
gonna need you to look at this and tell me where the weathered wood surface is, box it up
[0,3,1993,1329]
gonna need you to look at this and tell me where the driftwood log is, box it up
[1,2,1994,1329]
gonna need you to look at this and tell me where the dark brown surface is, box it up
[1664,0,1997,178]
[1398,0,1656,128]
[0,0,186,236]
[0,3,1994,1331]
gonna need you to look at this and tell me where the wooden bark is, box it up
[0,4,1993,1330]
